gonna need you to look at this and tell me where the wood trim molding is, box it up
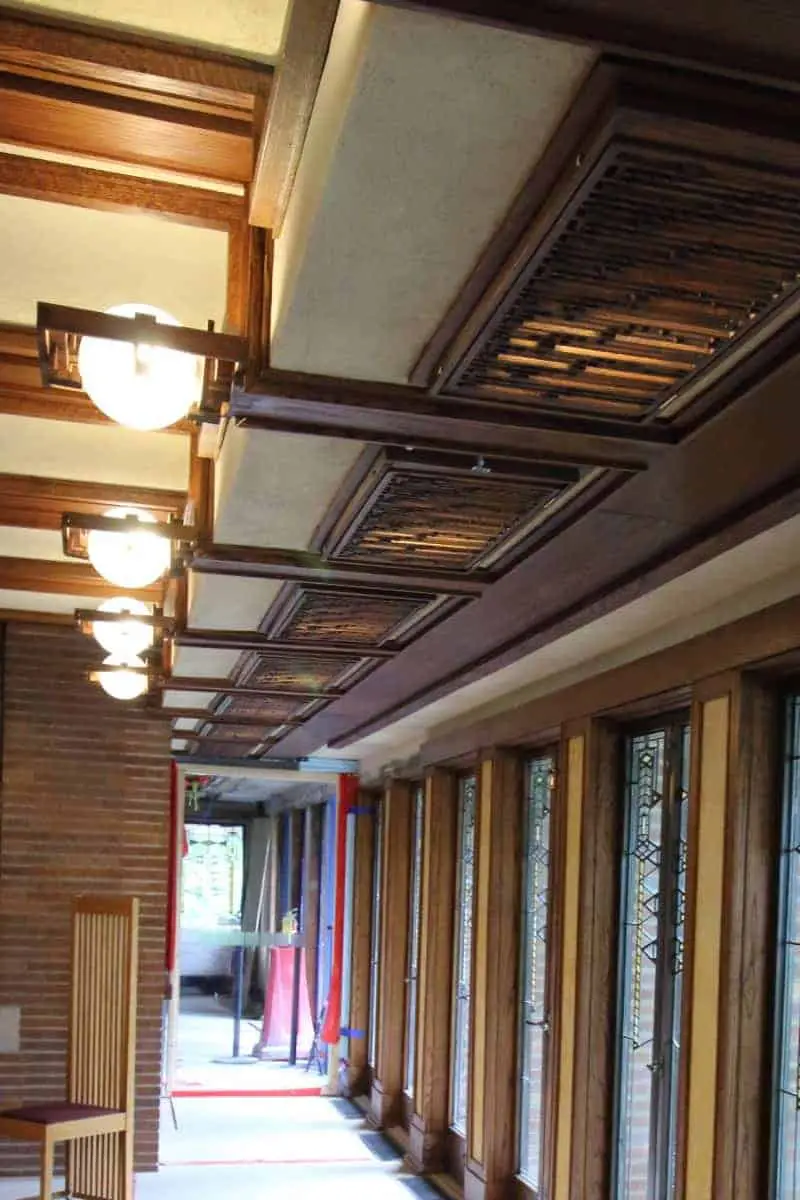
[464,751,523,1200]
[0,555,160,601]
[250,0,339,232]
[569,720,620,1199]
[348,796,376,1094]
[408,768,458,1173]
[713,676,778,1198]
[552,733,586,1200]
[370,779,413,1128]
[680,690,731,1200]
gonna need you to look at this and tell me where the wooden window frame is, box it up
[403,781,425,1098]
[450,771,477,1136]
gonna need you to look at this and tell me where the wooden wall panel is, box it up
[683,692,731,1200]
[409,768,458,1173]
[348,796,375,1094]
[465,752,523,1200]
[553,734,585,1200]
[569,721,620,1199]
[369,779,412,1128]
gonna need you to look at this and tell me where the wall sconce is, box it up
[37,302,248,432]
[62,509,196,587]
[78,606,173,701]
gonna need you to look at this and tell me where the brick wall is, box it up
[0,622,172,1175]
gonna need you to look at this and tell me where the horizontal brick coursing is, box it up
[0,623,171,1175]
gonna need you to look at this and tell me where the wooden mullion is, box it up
[347,794,376,1095]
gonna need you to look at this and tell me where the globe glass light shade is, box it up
[92,596,154,657]
[77,303,203,431]
[87,506,171,589]
[98,654,148,701]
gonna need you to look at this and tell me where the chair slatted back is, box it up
[67,896,139,1113]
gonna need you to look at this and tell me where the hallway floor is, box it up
[0,1097,438,1200]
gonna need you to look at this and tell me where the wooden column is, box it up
[464,752,524,1200]
[552,728,587,1200]
[348,792,376,1095]
[568,721,621,1199]
[369,779,413,1128]
[408,768,458,1173]
[679,674,778,1200]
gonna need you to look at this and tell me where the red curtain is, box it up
[321,773,359,1045]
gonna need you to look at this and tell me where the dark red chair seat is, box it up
[0,1102,122,1125]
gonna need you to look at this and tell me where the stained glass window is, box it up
[404,783,425,1095]
[773,695,800,1197]
[518,755,555,1192]
[451,774,477,1134]
[613,722,689,1200]
[368,801,384,1068]
[181,823,244,930]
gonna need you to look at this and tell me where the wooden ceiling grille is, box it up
[325,465,567,571]
[429,66,800,432]
[215,695,306,721]
[269,585,438,647]
[235,649,363,691]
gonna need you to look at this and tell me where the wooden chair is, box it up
[0,895,139,1200]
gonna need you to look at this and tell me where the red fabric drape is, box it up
[321,773,358,1045]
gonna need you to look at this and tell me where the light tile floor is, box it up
[0,1096,433,1200]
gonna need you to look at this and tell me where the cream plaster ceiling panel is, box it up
[187,570,281,632]
[0,587,104,613]
[0,527,68,561]
[0,195,227,328]
[171,645,241,679]
[213,426,363,549]
[10,0,290,60]
[343,513,800,769]
[270,2,595,380]
[163,690,218,708]
[0,415,189,490]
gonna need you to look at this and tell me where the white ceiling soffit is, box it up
[343,513,800,773]
[270,0,595,381]
[0,528,67,561]
[9,0,291,61]
[0,415,190,490]
[0,194,228,329]
[0,588,107,614]
[213,425,363,549]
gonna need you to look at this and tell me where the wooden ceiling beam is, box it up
[0,71,253,183]
[250,0,339,232]
[0,472,185,530]
[0,8,272,103]
[370,0,800,86]
[162,677,341,700]
[232,369,670,471]
[170,729,277,743]
[190,542,488,596]
[0,556,161,600]
[0,150,245,229]
[160,708,305,726]
[174,629,397,658]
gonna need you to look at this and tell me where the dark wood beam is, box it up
[370,0,800,86]
[160,708,304,727]
[250,0,339,232]
[162,677,341,700]
[0,7,273,100]
[0,556,160,600]
[0,472,185,530]
[174,629,397,658]
[232,370,668,471]
[0,69,254,183]
[0,150,244,229]
[190,543,488,596]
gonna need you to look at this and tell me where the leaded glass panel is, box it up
[404,783,424,1095]
[451,774,476,1134]
[773,695,800,1198]
[518,754,555,1192]
[613,722,689,1200]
